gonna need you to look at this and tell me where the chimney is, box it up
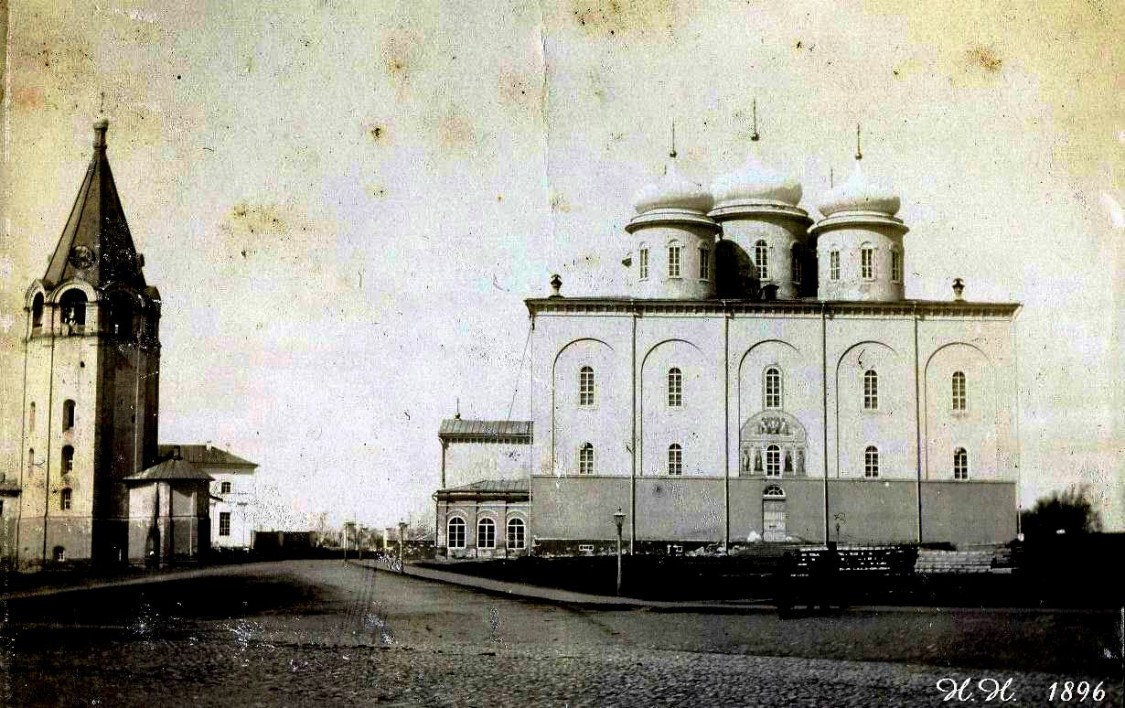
[952,278,965,302]
[549,273,562,298]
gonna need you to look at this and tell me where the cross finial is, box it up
[750,98,760,142]
[855,123,863,161]
[455,397,461,420]
[669,119,677,159]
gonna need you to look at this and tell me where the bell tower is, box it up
[18,120,161,568]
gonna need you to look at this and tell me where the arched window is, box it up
[668,242,682,278]
[754,240,770,280]
[791,247,802,285]
[953,448,969,480]
[764,367,782,409]
[60,488,72,511]
[477,518,496,549]
[578,366,595,407]
[62,400,76,431]
[507,518,526,549]
[667,367,683,407]
[951,371,967,412]
[864,446,879,478]
[447,517,466,549]
[32,293,44,329]
[860,244,875,280]
[667,444,683,475]
[891,248,903,283]
[863,369,879,410]
[579,443,595,475]
[639,245,650,280]
[59,290,87,328]
[29,402,36,434]
[699,247,711,279]
[765,445,781,477]
[27,448,34,475]
[829,251,840,281]
[763,484,785,498]
[62,445,75,474]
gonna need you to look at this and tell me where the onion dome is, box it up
[632,161,714,214]
[711,145,802,207]
[817,160,900,217]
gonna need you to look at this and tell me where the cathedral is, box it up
[435,131,1021,556]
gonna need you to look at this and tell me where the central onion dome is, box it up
[817,160,900,217]
[711,145,802,207]
[632,161,714,214]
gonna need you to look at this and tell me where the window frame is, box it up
[477,518,497,549]
[62,445,75,474]
[763,367,782,410]
[219,511,232,536]
[447,517,467,549]
[29,402,36,433]
[699,247,710,280]
[863,369,879,411]
[668,242,682,278]
[578,442,595,475]
[754,240,770,280]
[667,443,683,476]
[860,244,875,280]
[765,445,781,477]
[952,371,967,412]
[578,366,595,407]
[829,250,840,281]
[639,246,649,280]
[891,247,903,283]
[60,488,73,511]
[791,247,802,285]
[864,446,880,478]
[953,447,969,480]
[220,481,232,494]
[506,518,526,549]
[667,367,683,407]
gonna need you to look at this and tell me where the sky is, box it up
[0,0,1121,531]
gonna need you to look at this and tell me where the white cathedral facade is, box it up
[436,136,1020,555]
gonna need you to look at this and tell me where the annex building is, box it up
[436,135,1020,556]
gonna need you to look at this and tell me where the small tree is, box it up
[1020,485,1103,539]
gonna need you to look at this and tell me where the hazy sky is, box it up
[1,1,1121,531]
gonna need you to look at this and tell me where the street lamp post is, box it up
[398,521,408,573]
[613,508,626,596]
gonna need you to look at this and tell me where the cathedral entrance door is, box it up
[763,500,787,542]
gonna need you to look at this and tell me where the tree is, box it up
[1020,485,1103,539]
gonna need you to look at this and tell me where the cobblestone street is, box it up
[1,561,1120,707]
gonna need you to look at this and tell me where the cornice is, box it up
[526,297,1020,319]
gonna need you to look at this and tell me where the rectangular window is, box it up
[792,255,802,284]
[221,481,232,494]
[699,248,710,279]
[639,248,649,280]
[861,248,875,280]
[891,250,902,283]
[829,251,840,281]
[219,512,231,537]
[668,245,681,278]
